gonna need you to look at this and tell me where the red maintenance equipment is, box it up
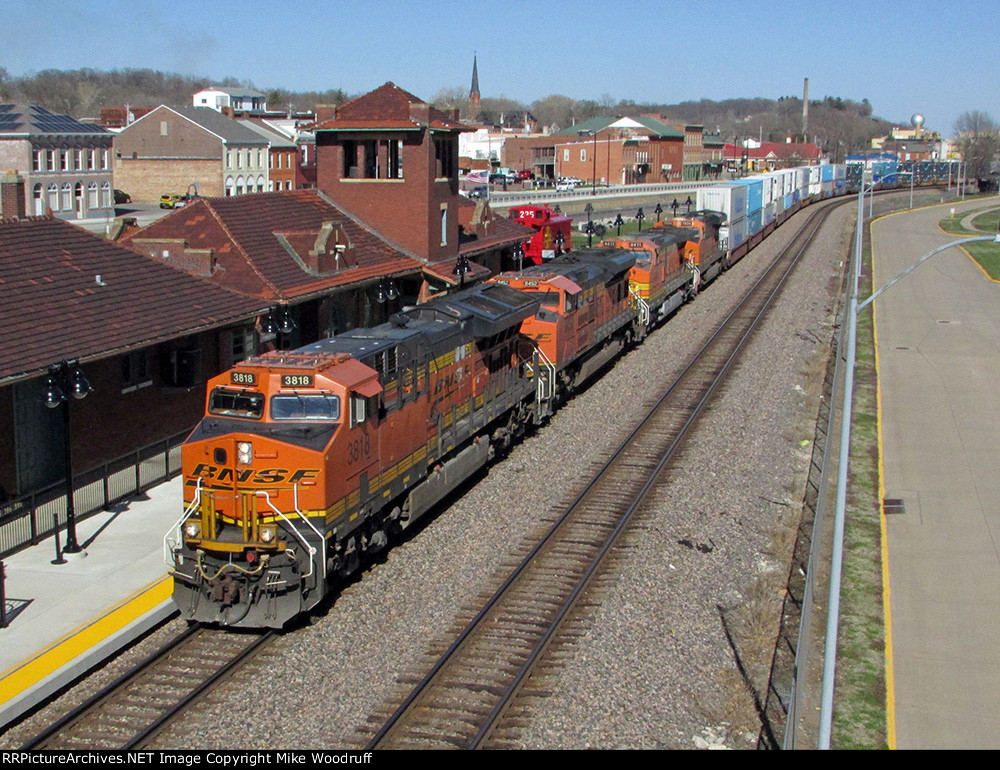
[507,204,574,265]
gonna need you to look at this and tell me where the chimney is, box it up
[0,171,27,218]
[802,78,809,140]
[314,104,337,124]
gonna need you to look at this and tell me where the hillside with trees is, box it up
[2,66,896,157]
[0,66,349,117]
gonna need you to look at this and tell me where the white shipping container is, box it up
[697,183,748,223]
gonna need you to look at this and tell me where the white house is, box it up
[193,87,268,113]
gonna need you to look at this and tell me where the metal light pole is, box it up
[43,360,92,558]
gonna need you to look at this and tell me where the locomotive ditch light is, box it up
[237,441,253,465]
[259,525,277,544]
[183,520,201,539]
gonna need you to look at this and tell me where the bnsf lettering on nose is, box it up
[190,464,319,484]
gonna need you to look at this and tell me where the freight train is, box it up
[164,162,881,628]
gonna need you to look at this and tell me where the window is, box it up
[231,327,255,362]
[434,136,455,178]
[160,121,169,136]
[350,393,367,426]
[101,148,109,169]
[563,149,569,162]
[47,183,59,210]
[60,148,68,170]
[440,205,448,246]
[46,149,55,170]
[271,394,341,421]
[121,350,152,392]
[580,149,586,162]
[88,182,99,209]
[209,388,264,419]
[32,149,41,172]
[75,149,83,169]
[33,184,42,215]
[60,183,71,210]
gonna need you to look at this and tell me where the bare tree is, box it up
[954,111,999,181]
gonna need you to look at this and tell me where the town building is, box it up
[723,140,822,173]
[193,86,268,113]
[238,118,299,191]
[549,116,686,185]
[313,82,476,274]
[0,103,115,219]
[113,105,270,201]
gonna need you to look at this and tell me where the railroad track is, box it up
[22,624,274,750]
[364,203,836,750]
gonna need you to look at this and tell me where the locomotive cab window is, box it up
[209,388,264,419]
[270,393,341,421]
[538,291,559,308]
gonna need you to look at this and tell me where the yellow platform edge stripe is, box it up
[0,575,173,704]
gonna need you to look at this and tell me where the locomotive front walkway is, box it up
[0,477,178,731]
[872,197,1000,749]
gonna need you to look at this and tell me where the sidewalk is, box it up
[873,197,1000,749]
[0,476,181,728]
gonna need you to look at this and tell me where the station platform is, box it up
[0,476,181,730]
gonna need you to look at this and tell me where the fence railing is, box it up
[0,431,188,560]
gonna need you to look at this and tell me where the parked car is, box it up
[159,193,190,209]
[113,189,131,204]
[556,177,581,191]
[463,185,489,199]
[517,170,535,180]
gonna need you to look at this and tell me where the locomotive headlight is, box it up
[259,525,277,544]
[183,520,201,539]
[237,441,253,465]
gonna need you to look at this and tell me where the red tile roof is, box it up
[312,82,466,132]
[0,215,263,383]
[121,190,424,302]
[458,198,535,257]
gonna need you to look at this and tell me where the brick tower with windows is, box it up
[313,82,468,266]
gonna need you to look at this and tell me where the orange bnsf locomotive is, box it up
[167,214,739,628]
[168,282,543,627]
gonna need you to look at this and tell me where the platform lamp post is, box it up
[671,199,679,218]
[654,203,663,223]
[614,214,624,236]
[43,360,93,559]
[635,207,645,232]
[554,230,565,256]
[453,254,470,288]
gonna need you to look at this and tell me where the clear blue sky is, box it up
[3,0,997,138]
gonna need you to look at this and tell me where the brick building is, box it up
[113,105,270,202]
[0,103,115,219]
[0,215,263,500]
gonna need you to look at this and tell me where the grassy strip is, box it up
[938,203,1000,279]
[832,261,888,749]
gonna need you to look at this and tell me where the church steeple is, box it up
[469,54,481,120]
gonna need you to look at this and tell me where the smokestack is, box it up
[802,78,809,141]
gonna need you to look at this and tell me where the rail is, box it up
[0,431,189,560]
